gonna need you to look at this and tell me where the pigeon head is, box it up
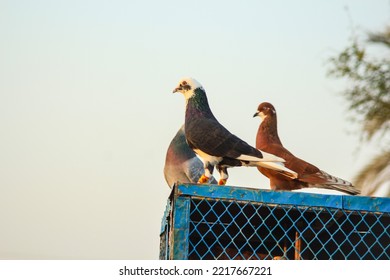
[253,102,276,120]
[173,77,204,99]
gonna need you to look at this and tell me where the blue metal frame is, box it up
[176,184,390,213]
[160,184,390,260]
[169,196,191,260]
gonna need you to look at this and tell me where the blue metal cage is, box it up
[160,184,390,260]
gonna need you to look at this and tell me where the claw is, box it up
[198,174,210,184]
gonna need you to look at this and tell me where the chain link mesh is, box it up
[160,185,390,260]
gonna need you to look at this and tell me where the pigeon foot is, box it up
[218,179,227,185]
[198,174,210,184]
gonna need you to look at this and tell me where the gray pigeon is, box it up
[164,124,217,188]
[173,77,298,185]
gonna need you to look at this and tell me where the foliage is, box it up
[353,150,390,197]
[328,26,390,196]
[328,27,390,143]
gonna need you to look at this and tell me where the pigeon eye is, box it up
[182,81,187,85]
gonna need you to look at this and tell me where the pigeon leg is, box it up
[217,165,229,185]
[198,162,214,184]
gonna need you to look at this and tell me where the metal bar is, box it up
[294,231,302,260]
[169,196,191,260]
[176,184,390,213]
[343,195,390,212]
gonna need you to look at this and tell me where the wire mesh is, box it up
[160,185,390,260]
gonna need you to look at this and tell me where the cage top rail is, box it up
[172,184,390,213]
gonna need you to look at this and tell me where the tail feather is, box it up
[235,150,297,179]
[237,149,286,163]
[308,170,360,195]
[256,161,298,179]
[311,183,361,195]
[258,150,286,162]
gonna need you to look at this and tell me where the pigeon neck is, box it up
[185,88,215,120]
[257,115,282,146]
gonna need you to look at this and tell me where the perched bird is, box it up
[173,78,297,185]
[164,124,217,187]
[253,102,360,195]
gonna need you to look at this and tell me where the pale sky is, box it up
[0,0,388,259]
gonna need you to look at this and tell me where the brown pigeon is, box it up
[253,102,360,195]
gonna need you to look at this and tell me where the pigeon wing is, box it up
[186,117,265,160]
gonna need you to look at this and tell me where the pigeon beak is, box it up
[253,111,259,118]
[173,87,181,93]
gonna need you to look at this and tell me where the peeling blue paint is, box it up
[176,184,390,213]
[170,196,191,260]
